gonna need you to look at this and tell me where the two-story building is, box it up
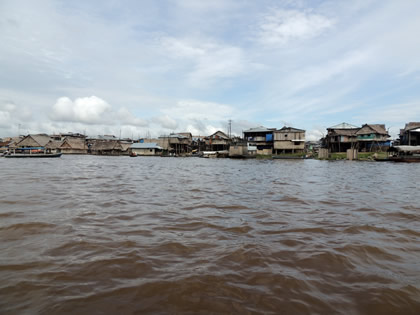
[243,126,276,155]
[206,131,231,151]
[273,127,305,154]
[325,123,359,152]
[399,122,420,146]
[157,133,192,155]
[356,124,390,151]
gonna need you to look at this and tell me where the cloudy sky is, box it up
[1,0,420,140]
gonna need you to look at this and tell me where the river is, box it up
[1,156,419,314]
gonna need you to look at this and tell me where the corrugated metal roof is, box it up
[210,130,230,139]
[131,142,163,149]
[277,127,306,132]
[243,126,274,133]
[159,134,188,139]
[328,122,359,129]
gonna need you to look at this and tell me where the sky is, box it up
[1,0,420,140]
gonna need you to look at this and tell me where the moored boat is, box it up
[4,152,62,158]
[387,145,420,163]
[4,147,62,158]
[389,156,420,163]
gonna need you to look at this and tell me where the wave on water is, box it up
[1,156,420,314]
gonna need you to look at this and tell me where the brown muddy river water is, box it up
[1,156,419,314]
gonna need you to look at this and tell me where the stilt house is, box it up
[273,127,305,154]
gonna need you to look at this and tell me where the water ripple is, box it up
[1,156,420,314]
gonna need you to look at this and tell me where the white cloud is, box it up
[0,101,32,130]
[0,103,15,129]
[2,1,420,138]
[257,9,334,45]
[189,45,246,83]
[306,128,325,141]
[160,37,249,86]
[356,101,420,124]
[173,0,236,12]
[162,99,234,121]
[184,123,219,136]
[50,96,112,124]
[117,107,148,127]
[289,51,369,92]
[160,37,206,58]
[153,115,178,130]
[0,102,16,112]
[0,111,11,129]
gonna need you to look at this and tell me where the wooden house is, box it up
[325,123,359,152]
[130,142,163,156]
[0,140,11,154]
[45,140,62,153]
[90,140,124,155]
[191,136,206,153]
[399,122,420,146]
[273,127,305,154]
[11,134,52,148]
[177,132,192,141]
[59,137,88,154]
[206,130,231,151]
[356,124,390,151]
[158,133,192,155]
[243,126,276,155]
[120,142,132,156]
[86,135,118,148]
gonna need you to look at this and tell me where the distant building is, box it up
[191,136,206,153]
[120,142,132,155]
[130,142,163,156]
[305,141,321,152]
[325,123,359,152]
[356,124,390,151]
[158,133,192,155]
[45,139,62,153]
[399,122,420,146]
[206,130,231,151]
[325,122,393,152]
[51,132,86,141]
[59,137,88,154]
[243,126,276,155]
[10,134,52,150]
[90,140,124,155]
[0,139,11,154]
[273,127,305,154]
[177,133,192,141]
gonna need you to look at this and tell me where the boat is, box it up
[201,150,229,158]
[387,146,420,163]
[4,152,62,158]
[4,147,62,158]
